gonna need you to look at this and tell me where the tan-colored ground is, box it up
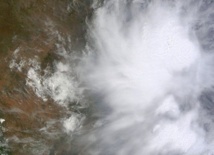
[0,0,92,154]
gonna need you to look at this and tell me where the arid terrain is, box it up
[0,0,92,154]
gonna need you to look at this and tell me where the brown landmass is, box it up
[0,0,92,154]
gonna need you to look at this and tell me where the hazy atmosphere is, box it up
[1,0,214,155]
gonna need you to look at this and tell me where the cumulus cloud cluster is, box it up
[10,0,214,154]
[79,0,214,154]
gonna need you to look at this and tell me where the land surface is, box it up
[0,0,92,154]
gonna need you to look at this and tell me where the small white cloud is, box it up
[63,114,83,133]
